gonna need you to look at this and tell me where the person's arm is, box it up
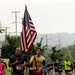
[8,60,18,67]
[24,55,28,66]
[3,64,6,74]
[4,62,7,69]
[8,57,18,67]
[29,56,35,65]
[20,55,28,68]
[42,60,45,66]
[40,60,45,70]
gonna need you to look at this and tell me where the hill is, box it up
[0,33,75,48]
[35,33,75,48]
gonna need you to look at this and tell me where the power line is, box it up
[11,11,20,37]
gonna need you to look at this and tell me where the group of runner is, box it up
[43,59,75,75]
[1,47,75,75]
[43,59,63,75]
[8,47,45,75]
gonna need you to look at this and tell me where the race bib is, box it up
[16,64,23,70]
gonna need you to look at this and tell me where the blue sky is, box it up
[0,0,75,35]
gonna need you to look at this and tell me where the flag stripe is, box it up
[28,32,37,48]
[20,5,37,52]
[22,28,26,50]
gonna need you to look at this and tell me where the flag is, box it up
[20,5,37,52]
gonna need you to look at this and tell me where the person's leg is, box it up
[28,69,33,75]
[65,70,68,75]
[59,71,62,75]
[39,69,43,75]
[68,70,72,75]
[73,68,75,74]
[50,69,54,75]
[48,70,51,75]
[48,69,50,75]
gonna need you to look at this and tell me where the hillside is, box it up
[35,33,75,48]
[0,33,75,48]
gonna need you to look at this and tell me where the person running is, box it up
[63,59,72,75]
[73,60,75,73]
[47,62,54,75]
[54,59,59,75]
[43,64,48,75]
[57,61,63,75]
[29,48,45,75]
[8,47,28,75]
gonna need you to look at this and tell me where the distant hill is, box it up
[35,33,75,48]
[0,33,75,48]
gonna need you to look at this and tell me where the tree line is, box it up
[1,35,75,62]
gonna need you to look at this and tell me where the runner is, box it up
[47,62,54,75]
[8,47,28,75]
[63,59,72,75]
[29,48,45,75]
[44,64,48,75]
[54,59,59,75]
[57,61,63,75]
[73,60,75,73]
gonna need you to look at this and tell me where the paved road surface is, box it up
[62,71,75,75]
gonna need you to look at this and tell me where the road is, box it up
[62,71,75,75]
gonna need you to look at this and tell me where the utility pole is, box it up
[46,33,48,49]
[58,34,61,50]
[5,27,10,35]
[11,11,20,37]
[12,32,21,36]
[46,33,51,50]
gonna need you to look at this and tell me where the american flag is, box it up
[20,6,37,52]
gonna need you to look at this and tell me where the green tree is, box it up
[2,36,47,59]
[61,45,75,60]
[35,38,47,54]
[63,51,74,62]
[48,47,63,62]
[2,35,20,58]
[24,37,47,59]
